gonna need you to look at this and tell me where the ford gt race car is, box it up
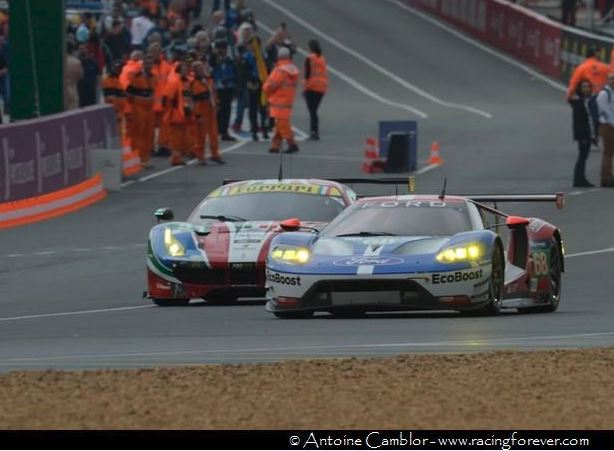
[265,193,564,318]
[145,179,357,306]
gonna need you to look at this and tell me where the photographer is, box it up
[210,39,237,140]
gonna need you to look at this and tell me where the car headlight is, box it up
[436,243,483,263]
[270,246,311,264]
[164,227,185,257]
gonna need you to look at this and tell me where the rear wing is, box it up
[468,193,564,214]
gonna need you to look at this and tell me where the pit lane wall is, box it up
[406,0,614,83]
[0,105,118,229]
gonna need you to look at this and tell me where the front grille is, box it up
[174,264,226,284]
[229,262,259,285]
[315,279,413,292]
[302,279,436,304]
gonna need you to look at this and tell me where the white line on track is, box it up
[257,21,428,118]
[0,305,152,323]
[387,0,567,92]
[260,0,492,118]
[414,162,441,175]
[566,247,614,258]
[0,330,613,363]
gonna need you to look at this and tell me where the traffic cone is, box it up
[428,141,443,165]
[361,137,384,173]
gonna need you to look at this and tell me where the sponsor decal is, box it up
[360,200,448,208]
[432,269,484,284]
[211,183,343,198]
[333,256,404,266]
[266,271,302,286]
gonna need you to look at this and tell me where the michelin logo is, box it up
[432,269,484,284]
[267,271,302,286]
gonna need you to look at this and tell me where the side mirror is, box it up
[506,215,530,230]
[279,217,301,232]
[154,208,174,223]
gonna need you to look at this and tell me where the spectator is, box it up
[131,7,155,50]
[210,40,237,140]
[65,42,83,110]
[303,39,328,140]
[566,48,609,99]
[163,61,193,165]
[76,13,92,44]
[77,43,102,107]
[562,0,577,26]
[146,16,172,47]
[569,80,599,187]
[596,73,614,187]
[104,20,131,64]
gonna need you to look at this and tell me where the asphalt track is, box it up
[1,0,613,371]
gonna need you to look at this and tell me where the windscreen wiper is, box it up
[200,214,248,222]
[334,231,397,237]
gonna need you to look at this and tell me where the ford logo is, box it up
[333,257,404,266]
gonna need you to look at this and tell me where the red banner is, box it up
[408,0,562,78]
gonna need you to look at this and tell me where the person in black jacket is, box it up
[569,79,599,187]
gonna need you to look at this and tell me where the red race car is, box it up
[145,178,357,306]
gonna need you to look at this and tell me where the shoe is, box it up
[262,132,269,139]
[252,133,259,142]
[171,159,186,166]
[283,144,300,154]
[141,162,155,170]
[197,159,207,166]
[573,180,594,188]
[268,147,280,153]
[231,124,243,134]
[221,134,237,141]
[309,132,320,140]
[210,156,227,165]
[601,180,614,187]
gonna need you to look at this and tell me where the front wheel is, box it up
[273,310,314,319]
[152,298,190,307]
[518,239,561,314]
[464,246,504,316]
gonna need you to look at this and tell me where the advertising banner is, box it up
[408,0,614,83]
[0,105,118,203]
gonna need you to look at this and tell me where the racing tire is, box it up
[517,239,562,314]
[273,310,314,319]
[205,294,238,305]
[463,246,504,316]
[152,298,190,307]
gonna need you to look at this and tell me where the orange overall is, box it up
[152,58,173,152]
[163,74,194,165]
[126,70,157,164]
[120,59,143,145]
[263,57,299,151]
[102,74,127,141]
[192,75,220,161]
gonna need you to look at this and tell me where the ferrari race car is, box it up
[265,192,565,318]
[145,178,357,306]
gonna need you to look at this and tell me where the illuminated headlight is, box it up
[164,227,185,257]
[436,243,483,263]
[271,246,311,264]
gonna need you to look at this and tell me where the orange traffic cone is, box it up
[428,141,443,165]
[361,137,384,173]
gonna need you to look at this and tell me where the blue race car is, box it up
[265,193,564,318]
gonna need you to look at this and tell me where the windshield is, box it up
[188,192,346,223]
[322,199,472,237]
